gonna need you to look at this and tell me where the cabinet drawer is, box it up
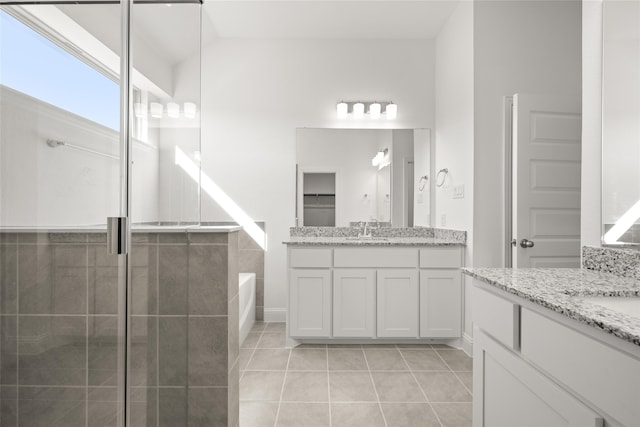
[290,248,332,268]
[521,308,640,427]
[334,248,418,268]
[472,285,520,350]
[419,247,462,268]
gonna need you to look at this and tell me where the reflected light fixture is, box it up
[184,102,197,119]
[336,101,348,119]
[336,101,397,120]
[150,102,163,118]
[372,148,389,168]
[167,102,180,118]
[369,102,381,119]
[134,102,147,119]
[353,102,365,119]
[385,102,397,120]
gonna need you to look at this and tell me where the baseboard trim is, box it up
[264,308,286,322]
[461,332,473,357]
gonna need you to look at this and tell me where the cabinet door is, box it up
[376,269,419,337]
[474,328,603,427]
[289,269,331,337]
[420,269,461,338]
[333,269,375,337]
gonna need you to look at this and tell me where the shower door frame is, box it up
[0,1,200,425]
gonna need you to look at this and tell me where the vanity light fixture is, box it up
[336,101,398,120]
[141,101,199,119]
[336,101,348,119]
[385,102,397,120]
[353,102,365,119]
[134,102,147,119]
[150,102,163,118]
[184,102,197,119]
[369,102,381,119]
[372,148,389,168]
[167,102,180,118]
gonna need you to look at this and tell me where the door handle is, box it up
[107,217,128,255]
[520,238,535,249]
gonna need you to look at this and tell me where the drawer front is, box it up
[334,248,418,268]
[521,308,640,427]
[289,248,332,268]
[472,285,520,350]
[419,247,462,268]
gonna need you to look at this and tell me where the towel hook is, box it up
[418,175,429,191]
[436,168,449,187]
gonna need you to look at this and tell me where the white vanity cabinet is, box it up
[472,283,640,427]
[333,269,376,337]
[288,245,464,341]
[289,269,331,337]
[376,269,419,337]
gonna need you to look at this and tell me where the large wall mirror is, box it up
[295,128,434,228]
[602,0,640,245]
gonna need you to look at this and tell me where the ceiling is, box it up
[203,1,459,40]
[56,1,459,68]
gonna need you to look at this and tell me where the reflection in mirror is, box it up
[602,0,640,245]
[295,128,434,227]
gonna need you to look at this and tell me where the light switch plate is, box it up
[453,185,464,199]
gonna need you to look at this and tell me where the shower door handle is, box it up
[107,217,128,255]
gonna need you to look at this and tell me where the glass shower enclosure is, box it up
[0,0,202,425]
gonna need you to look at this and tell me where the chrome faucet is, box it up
[359,221,372,238]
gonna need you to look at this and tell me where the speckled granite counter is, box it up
[285,236,465,246]
[284,226,466,246]
[463,267,640,347]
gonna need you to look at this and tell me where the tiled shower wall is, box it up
[0,230,239,427]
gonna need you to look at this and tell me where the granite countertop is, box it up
[463,267,640,347]
[284,236,466,246]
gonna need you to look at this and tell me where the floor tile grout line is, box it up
[398,346,445,427]
[239,326,267,383]
[362,347,388,427]
[273,344,292,427]
[451,370,473,396]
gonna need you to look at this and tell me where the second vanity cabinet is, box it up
[288,245,463,340]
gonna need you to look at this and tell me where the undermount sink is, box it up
[578,296,640,319]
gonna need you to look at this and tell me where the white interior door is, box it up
[512,94,582,268]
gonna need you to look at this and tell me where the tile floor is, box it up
[239,322,473,427]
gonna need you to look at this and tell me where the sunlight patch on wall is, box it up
[174,146,266,250]
[603,199,640,244]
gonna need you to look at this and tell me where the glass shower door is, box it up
[0,2,127,425]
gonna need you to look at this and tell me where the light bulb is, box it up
[184,102,197,119]
[369,102,381,119]
[167,102,180,118]
[134,102,147,118]
[353,102,365,119]
[336,102,348,119]
[150,102,163,118]
[385,103,397,120]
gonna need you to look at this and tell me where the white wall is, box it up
[435,1,474,350]
[0,86,159,226]
[581,0,603,248]
[473,0,582,268]
[195,39,436,319]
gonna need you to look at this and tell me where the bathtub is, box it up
[239,272,256,346]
